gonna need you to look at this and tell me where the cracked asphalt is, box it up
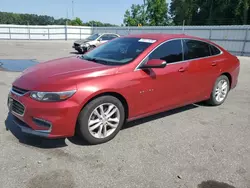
[0,40,249,188]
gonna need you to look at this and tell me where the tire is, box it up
[206,75,230,106]
[77,96,125,145]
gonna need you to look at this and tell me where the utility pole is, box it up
[72,0,74,18]
[182,20,185,33]
[66,8,69,25]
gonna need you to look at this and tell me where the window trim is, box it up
[147,39,184,65]
[209,43,222,56]
[135,38,223,71]
[183,39,219,60]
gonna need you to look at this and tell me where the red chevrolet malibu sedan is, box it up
[8,34,240,144]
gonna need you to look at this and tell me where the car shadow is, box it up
[70,52,82,55]
[5,103,201,148]
[5,113,67,149]
[123,104,199,130]
[197,180,236,188]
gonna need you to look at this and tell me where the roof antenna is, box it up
[182,20,185,34]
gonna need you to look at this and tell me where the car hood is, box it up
[13,56,118,91]
[74,39,92,44]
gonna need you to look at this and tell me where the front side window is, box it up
[81,37,154,65]
[148,40,183,64]
[183,39,210,60]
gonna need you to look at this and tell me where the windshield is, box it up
[80,37,155,65]
[86,33,100,40]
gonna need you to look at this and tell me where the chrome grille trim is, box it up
[11,86,29,96]
[11,98,25,116]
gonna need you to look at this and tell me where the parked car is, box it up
[8,33,240,144]
[72,33,120,53]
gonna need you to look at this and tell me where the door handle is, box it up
[178,67,186,72]
[211,62,217,66]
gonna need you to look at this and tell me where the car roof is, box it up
[123,33,202,41]
[98,33,119,35]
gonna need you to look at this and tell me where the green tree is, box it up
[0,12,117,26]
[236,0,250,24]
[170,0,199,25]
[68,17,83,26]
[146,0,169,26]
[123,4,145,26]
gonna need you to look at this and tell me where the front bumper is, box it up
[8,91,80,138]
[72,45,87,53]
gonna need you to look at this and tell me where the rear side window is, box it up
[210,45,221,55]
[149,40,183,64]
[100,34,111,40]
[109,34,119,39]
[183,39,210,60]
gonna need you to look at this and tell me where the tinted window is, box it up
[148,40,183,63]
[81,37,153,65]
[210,45,221,55]
[100,34,115,40]
[184,39,210,60]
[100,34,109,40]
[87,33,100,40]
[109,34,119,39]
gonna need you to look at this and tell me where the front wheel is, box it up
[206,75,230,106]
[77,96,125,145]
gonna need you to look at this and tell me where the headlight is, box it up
[81,43,90,47]
[30,90,76,102]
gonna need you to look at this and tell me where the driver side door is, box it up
[130,39,191,117]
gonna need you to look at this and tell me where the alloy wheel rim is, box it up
[214,79,228,102]
[88,103,120,139]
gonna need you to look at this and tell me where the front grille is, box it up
[74,43,80,47]
[12,99,25,116]
[12,86,29,95]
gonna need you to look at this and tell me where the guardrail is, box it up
[0,24,250,56]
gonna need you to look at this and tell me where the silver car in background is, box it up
[72,33,120,53]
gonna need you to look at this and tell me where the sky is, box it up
[1,0,170,25]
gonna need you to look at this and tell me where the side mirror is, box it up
[97,38,102,42]
[140,59,167,69]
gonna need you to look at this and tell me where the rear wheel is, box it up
[206,75,230,106]
[77,96,125,144]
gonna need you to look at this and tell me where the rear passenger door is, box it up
[183,39,223,102]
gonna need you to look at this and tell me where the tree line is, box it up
[123,0,250,26]
[0,12,117,27]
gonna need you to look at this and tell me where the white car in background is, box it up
[72,33,120,53]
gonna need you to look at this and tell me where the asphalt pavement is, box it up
[0,40,249,188]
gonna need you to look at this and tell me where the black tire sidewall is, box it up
[210,75,230,106]
[77,96,125,144]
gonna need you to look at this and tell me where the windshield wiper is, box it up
[81,55,109,64]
